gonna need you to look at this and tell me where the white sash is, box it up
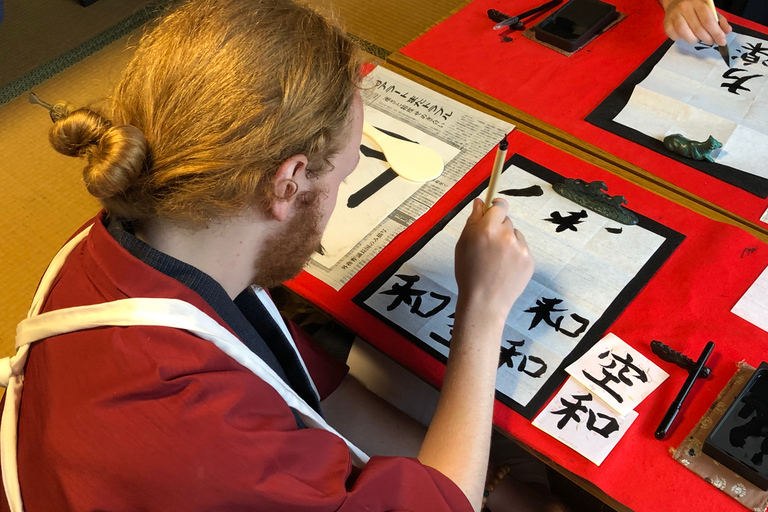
[0,225,368,512]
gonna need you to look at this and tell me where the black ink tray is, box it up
[532,0,619,53]
[703,362,768,490]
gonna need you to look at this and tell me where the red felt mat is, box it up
[289,131,768,512]
[399,0,768,224]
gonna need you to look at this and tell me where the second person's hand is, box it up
[661,0,732,46]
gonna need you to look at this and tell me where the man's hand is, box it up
[455,198,534,322]
[661,0,731,46]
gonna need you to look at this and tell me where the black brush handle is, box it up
[487,9,511,23]
[655,341,715,440]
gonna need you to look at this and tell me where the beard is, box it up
[251,189,324,289]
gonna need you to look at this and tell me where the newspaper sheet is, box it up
[306,66,513,290]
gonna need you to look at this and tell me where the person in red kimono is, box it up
[0,1,551,511]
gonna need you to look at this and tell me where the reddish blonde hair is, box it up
[49,0,362,226]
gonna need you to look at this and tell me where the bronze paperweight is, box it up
[662,134,722,163]
[553,179,638,225]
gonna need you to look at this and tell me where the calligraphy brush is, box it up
[490,0,563,30]
[484,135,509,213]
[704,0,731,66]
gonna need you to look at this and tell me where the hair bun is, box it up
[49,109,148,199]
[81,124,148,199]
[49,108,110,157]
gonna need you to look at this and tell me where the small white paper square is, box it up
[532,377,639,465]
[732,265,768,333]
[566,332,668,416]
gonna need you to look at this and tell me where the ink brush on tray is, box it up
[487,0,563,30]
[654,341,715,440]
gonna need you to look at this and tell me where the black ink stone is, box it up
[703,362,768,491]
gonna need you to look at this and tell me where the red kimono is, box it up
[2,213,470,511]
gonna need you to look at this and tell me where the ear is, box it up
[270,154,310,222]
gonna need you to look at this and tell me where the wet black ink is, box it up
[379,274,426,311]
[551,394,592,429]
[379,274,452,318]
[525,297,567,330]
[520,354,548,378]
[351,130,423,208]
[499,339,525,369]
[557,313,590,338]
[551,393,621,437]
[500,185,544,197]
[581,350,648,404]
[498,340,548,378]
[609,352,648,386]
[429,313,455,348]
[735,42,768,66]
[741,247,757,258]
[524,297,590,338]
[582,366,623,403]
[412,291,451,318]
[347,168,398,208]
[587,410,620,438]
[360,144,387,161]
[721,68,763,95]
[694,42,717,52]
[545,210,588,232]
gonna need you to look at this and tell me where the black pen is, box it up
[654,341,715,440]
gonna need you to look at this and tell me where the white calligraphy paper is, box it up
[314,107,460,268]
[732,264,768,333]
[613,32,768,179]
[566,332,668,416]
[532,377,639,465]
[362,159,669,409]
